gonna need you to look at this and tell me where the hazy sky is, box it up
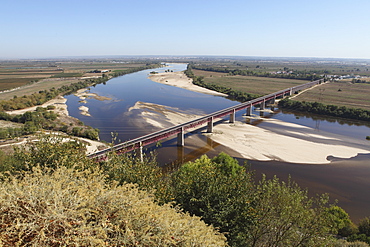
[2,0,369,59]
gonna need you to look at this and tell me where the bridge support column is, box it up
[136,142,143,162]
[261,99,266,110]
[246,104,252,116]
[177,127,184,147]
[177,146,184,163]
[207,117,213,133]
[229,110,235,123]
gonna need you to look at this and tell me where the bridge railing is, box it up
[88,79,322,159]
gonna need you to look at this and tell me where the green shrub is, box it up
[171,153,255,246]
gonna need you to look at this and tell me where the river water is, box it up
[65,63,370,222]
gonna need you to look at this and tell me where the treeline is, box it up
[0,63,161,112]
[192,64,324,81]
[352,79,370,84]
[279,98,370,122]
[0,107,99,140]
[0,137,367,246]
[185,65,260,102]
[109,63,160,77]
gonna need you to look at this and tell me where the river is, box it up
[65,63,370,222]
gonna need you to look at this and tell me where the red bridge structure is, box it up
[88,79,323,160]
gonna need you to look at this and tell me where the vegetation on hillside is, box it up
[0,107,100,140]
[0,135,368,246]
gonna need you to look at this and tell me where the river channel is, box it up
[65,63,370,222]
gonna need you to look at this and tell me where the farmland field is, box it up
[192,69,307,95]
[0,59,156,100]
[292,81,370,111]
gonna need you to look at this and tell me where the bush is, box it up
[171,153,255,246]
[359,218,370,236]
[0,166,227,246]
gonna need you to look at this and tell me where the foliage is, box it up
[0,166,227,246]
[279,98,370,122]
[348,234,370,245]
[5,135,94,174]
[170,153,255,246]
[248,175,337,246]
[0,108,100,140]
[333,239,369,247]
[0,137,353,246]
[359,218,370,236]
[327,206,358,236]
[101,150,171,204]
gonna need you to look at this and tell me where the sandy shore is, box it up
[145,73,370,164]
[128,101,370,164]
[149,71,227,97]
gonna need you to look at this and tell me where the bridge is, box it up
[88,79,323,160]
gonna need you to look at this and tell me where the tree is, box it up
[359,218,370,236]
[327,205,357,236]
[247,175,336,246]
[171,153,255,246]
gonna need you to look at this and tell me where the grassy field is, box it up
[292,81,370,111]
[193,69,306,95]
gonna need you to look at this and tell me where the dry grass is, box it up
[192,69,306,95]
[293,81,370,111]
[0,166,227,246]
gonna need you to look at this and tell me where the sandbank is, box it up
[130,100,370,164]
[149,71,227,97]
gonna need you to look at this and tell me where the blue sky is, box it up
[1,0,370,59]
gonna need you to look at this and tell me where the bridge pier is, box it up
[260,99,266,110]
[207,117,213,133]
[229,110,235,123]
[135,142,143,162]
[246,104,252,116]
[177,127,184,147]
[177,145,184,163]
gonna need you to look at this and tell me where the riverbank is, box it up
[129,100,370,164]
[149,71,228,97]
[146,74,370,164]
